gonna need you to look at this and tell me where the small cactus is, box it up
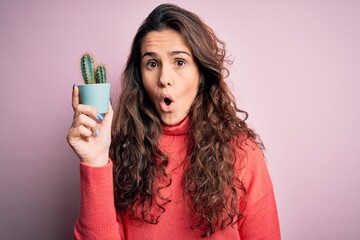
[80,53,95,84]
[80,53,107,84]
[95,65,107,84]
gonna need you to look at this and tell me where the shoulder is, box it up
[232,136,273,194]
[232,136,264,170]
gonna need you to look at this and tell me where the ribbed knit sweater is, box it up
[74,117,280,239]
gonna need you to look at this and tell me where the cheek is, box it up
[141,70,157,91]
[183,73,200,97]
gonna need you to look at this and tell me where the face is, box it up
[140,29,200,126]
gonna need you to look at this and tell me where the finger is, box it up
[79,125,95,138]
[67,125,94,145]
[72,85,80,111]
[93,103,114,142]
[74,104,103,122]
[73,113,98,131]
[100,103,114,132]
[104,103,114,123]
[72,125,94,139]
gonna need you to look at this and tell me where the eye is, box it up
[175,59,186,67]
[146,60,159,69]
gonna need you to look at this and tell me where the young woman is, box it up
[67,4,280,239]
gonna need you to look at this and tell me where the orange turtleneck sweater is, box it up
[74,117,280,239]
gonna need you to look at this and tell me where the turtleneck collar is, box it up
[162,116,190,136]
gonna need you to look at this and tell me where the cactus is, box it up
[80,53,95,84]
[80,53,107,84]
[95,65,107,83]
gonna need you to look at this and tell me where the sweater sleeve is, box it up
[74,160,124,240]
[236,140,281,240]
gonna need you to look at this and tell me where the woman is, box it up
[67,3,280,239]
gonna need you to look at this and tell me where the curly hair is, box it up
[110,3,263,237]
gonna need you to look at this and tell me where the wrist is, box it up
[80,154,109,167]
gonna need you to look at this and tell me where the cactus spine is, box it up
[80,53,107,84]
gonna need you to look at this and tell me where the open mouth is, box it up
[164,97,172,106]
[160,94,174,111]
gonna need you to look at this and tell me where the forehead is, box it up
[141,29,191,54]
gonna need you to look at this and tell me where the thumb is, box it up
[100,103,114,134]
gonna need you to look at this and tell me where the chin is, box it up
[161,118,178,126]
[161,115,185,126]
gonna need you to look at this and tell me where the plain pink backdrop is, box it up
[1,0,359,239]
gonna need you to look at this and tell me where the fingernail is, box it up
[97,113,104,121]
[95,129,99,136]
[72,84,76,90]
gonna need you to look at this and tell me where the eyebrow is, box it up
[141,50,191,59]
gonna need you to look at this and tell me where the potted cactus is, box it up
[78,53,111,114]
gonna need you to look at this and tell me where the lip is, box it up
[159,94,175,112]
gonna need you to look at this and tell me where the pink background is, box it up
[1,0,359,239]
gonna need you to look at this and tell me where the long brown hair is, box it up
[110,3,263,237]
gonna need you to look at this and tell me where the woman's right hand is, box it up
[66,85,113,167]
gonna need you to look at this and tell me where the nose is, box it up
[158,65,173,87]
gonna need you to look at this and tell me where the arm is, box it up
[237,140,281,239]
[67,86,123,239]
[74,161,124,239]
